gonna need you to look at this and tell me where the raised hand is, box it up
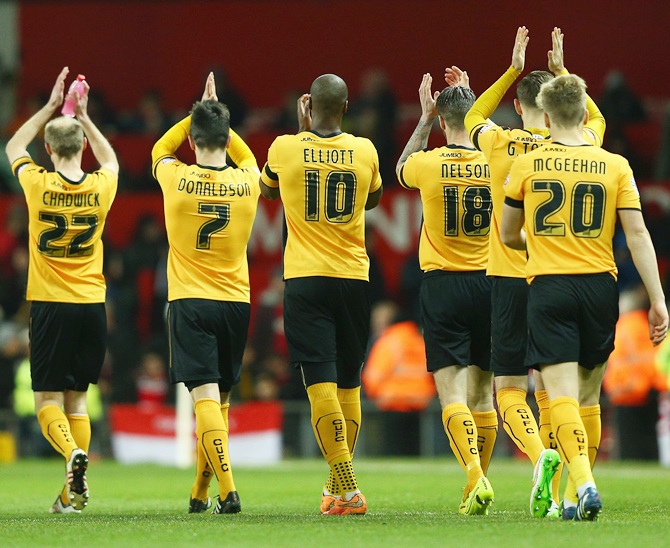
[48,66,69,110]
[547,26,565,75]
[444,66,470,89]
[201,72,218,102]
[297,94,312,132]
[511,26,529,72]
[419,73,439,121]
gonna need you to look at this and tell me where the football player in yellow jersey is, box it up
[5,67,118,514]
[151,73,260,515]
[396,72,495,515]
[459,27,606,517]
[260,74,382,515]
[501,73,668,520]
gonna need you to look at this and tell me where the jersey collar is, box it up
[196,163,229,171]
[306,129,343,139]
[57,171,87,185]
[445,143,476,151]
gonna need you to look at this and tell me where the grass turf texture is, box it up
[1,458,669,547]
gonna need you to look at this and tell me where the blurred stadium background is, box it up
[1,1,670,467]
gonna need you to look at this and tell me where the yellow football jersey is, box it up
[399,145,491,272]
[467,66,606,278]
[12,157,117,303]
[471,125,551,277]
[260,130,382,281]
[153,158,260,303]
[504,144,641,281]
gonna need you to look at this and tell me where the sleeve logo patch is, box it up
[479,124,494,134]
[630,176,639,194]
[16,164,29,176]
[161,157,177,165]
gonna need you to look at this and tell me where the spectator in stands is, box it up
[86,90,120,135]
[121,90,172,136]
[603,284,667,459]
[348,68,397,185]
[599,70,646,134]
[362,300,436,455]
[123,214,168,342]
[272,90,302,133]
[210,68,248,130]
[599,70,647,176]
[134,349,169,408]
[0,200,29,323]
[655,105,670,180]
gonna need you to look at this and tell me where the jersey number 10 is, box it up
[305,170,358,223]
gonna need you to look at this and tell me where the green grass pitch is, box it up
[1,457,669,547]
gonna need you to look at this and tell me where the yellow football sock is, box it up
[59,413,92,505]
[471,410,498,475]
[307,383,350,462]
[338,387,361,453]
[37,405,77,459]
[563,405,601,504]
[190,404,231,502]
[497,388,545,465]
[323,387,362,496]
[550,396,593,490]
[442,403,483,490]
[536,389,563,501]
[329,453,359,498]
[65,414,91,452]
[194,399,235,498]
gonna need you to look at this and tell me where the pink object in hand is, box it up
[61,74,86,117]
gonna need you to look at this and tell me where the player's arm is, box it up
[259,139,280,200]
[228,129,258,170]
[463,27,527,142]
[297,94,311,132]
[74,80,119,174]
[584,95,606,145]
[500,202,526,250]
[547,27,606,144]
[365,187,383,210]
[151,116,190,177]
[259,176,280,200]
[396,73,438,180]
[619,209,669,346]
[200,70,258,170]
[5,66,69,165]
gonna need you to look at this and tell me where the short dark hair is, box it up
[190,100,230,151]
[516,70,554,109]
[436,86,476,130]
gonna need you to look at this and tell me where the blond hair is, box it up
[44,117,85,159]
[537,74,588,128]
